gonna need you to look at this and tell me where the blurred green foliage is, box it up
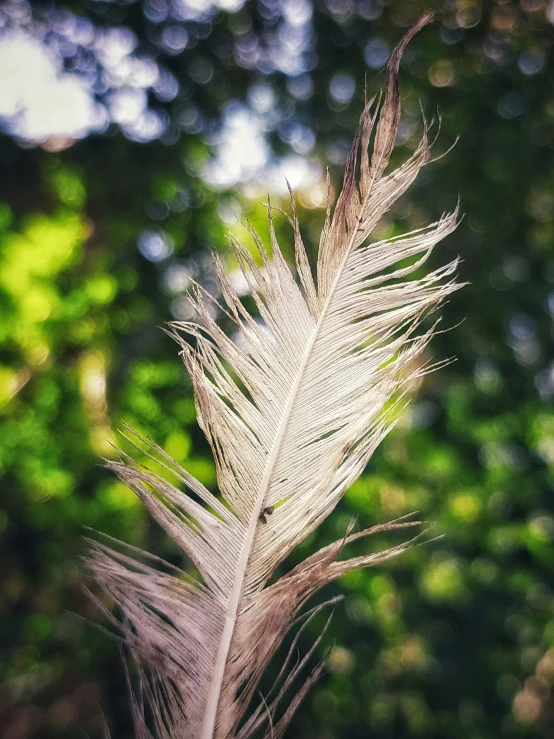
[1,1,554,738]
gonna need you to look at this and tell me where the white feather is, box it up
[88,12,460,739]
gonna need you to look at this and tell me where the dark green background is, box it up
[1,0,554,737]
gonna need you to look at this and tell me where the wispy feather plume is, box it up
[88,12,460,739]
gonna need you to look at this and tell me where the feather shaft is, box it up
[202,13,438,736]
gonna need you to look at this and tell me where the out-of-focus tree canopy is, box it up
[1,0,554,737]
